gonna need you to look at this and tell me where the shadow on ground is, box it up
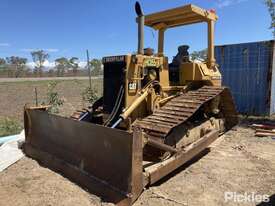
[239,115,275,128]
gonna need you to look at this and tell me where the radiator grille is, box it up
[103,62,125,114]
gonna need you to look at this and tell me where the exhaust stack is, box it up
[135,2,144,55]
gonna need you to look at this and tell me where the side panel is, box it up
[24,109,143,204]
[269,41,275,114]
[215,40,274,115]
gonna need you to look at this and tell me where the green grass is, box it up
[0,118,22,137]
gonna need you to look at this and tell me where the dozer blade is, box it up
[23,107,143,206]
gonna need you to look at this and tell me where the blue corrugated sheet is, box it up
[215,40,274,115]
[269,43,275,115]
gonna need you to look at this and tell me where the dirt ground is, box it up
[0,123,275,206]
[0,79,102,122]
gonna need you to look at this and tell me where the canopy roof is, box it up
[144,4,218,30]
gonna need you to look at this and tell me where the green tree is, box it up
[55,57,69,77]
[0,58,6,65]
[6,56,27,78]
[190,49,207,61]
[44,81,64,114]
[69,57,79,76]
[90,59,103,76]
[265,0,275,37]
[31,50,49,77]
[0,58,7,77]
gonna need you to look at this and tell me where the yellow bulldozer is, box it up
[23,2,238,205]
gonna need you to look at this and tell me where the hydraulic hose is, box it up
[104,85,124,126]
[111,89,149,128]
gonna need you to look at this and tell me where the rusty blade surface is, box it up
[24,109,143,205]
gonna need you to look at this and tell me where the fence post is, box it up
[34,87,38,106]
[86,50,92,89]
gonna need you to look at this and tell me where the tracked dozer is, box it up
[23,3,238,205]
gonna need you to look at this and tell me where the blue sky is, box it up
[0,0,273,64]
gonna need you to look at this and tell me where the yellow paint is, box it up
[103,4,223,128]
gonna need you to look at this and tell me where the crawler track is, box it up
[134,86,238,140]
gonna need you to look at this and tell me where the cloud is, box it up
[21,48,59,53]
[27,60,55,69]
[46,48,59,52]
[0,43,11,47]
[27,60,87,69]
[216,0,248,8]
[78,61,87,68]
[43,60,56,67]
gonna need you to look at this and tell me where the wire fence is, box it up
[0,64,102,78]
[0,75,103,123]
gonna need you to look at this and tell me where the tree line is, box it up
[0,50,103,78]
[265,0,274,38]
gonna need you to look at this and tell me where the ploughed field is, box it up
[0,78,103,122]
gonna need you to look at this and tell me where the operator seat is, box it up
[169,45,190,84]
